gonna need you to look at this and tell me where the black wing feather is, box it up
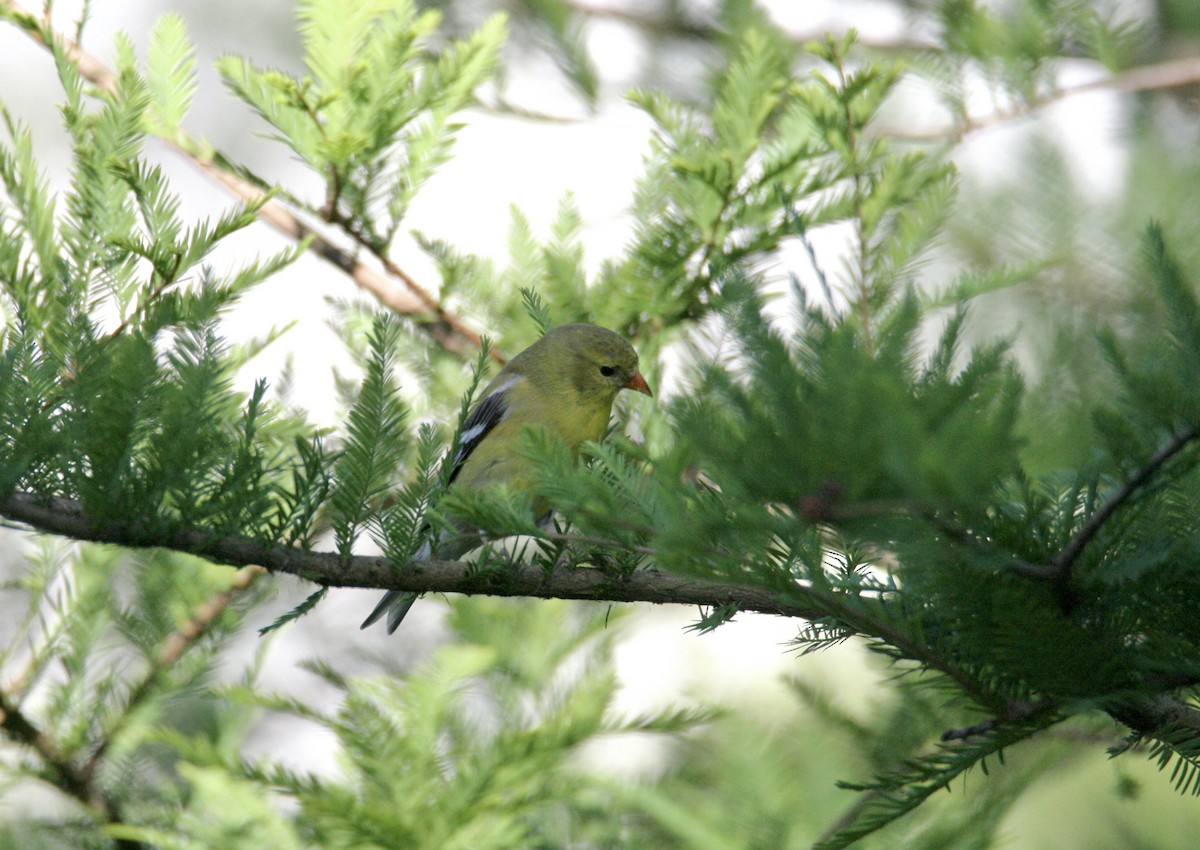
[447,383,511,484]
[362,380,514,634]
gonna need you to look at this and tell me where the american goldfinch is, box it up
[361,323,652,633]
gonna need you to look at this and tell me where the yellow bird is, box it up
[361,323,652,633]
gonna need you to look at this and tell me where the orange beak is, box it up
[623,370,652,397]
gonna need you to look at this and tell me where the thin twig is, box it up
[185,150,495,359]
[568,0,933,51]
[941,699,1045,741]
[1078,55,1200,95]
[0,0,498,362]
[894,55,1200,142]
[916,509,1059,581]
[1052,423,1200,581]
[328,219,508,361]
[814,787,881,848]
[158,564,265,666]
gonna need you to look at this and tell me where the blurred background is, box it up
[2,1,1200,847]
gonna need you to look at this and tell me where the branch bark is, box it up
[0,491,820,619]
[1111,695,1200,739]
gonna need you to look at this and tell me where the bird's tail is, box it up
[360,538,433,634]
[360,516,554,633]
[360,590,418,634]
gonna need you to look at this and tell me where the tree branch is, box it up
[0,494,1044,724]
[1072,55,1200,96]
[0,689,95,806]
[8,487,1200,790]
[0,491,821,619]
[1110,695,1200,740]
[0,492,1032,719]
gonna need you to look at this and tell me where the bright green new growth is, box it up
[217,0,505,253]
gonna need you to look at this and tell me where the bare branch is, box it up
[158,564,266,667]
[1080,55,1200,95]
[186,151,500,359]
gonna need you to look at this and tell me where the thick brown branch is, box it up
[0,491,819,619]
[8,488,1200,782]
[0,493,1012,717]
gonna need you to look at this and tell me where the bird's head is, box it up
[532,323,652,401]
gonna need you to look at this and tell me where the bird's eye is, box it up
[599,365,617,377]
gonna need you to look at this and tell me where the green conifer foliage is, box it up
[0,1,1198,848]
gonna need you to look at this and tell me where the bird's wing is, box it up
[447,375,518,484]
[362,379,523,635]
